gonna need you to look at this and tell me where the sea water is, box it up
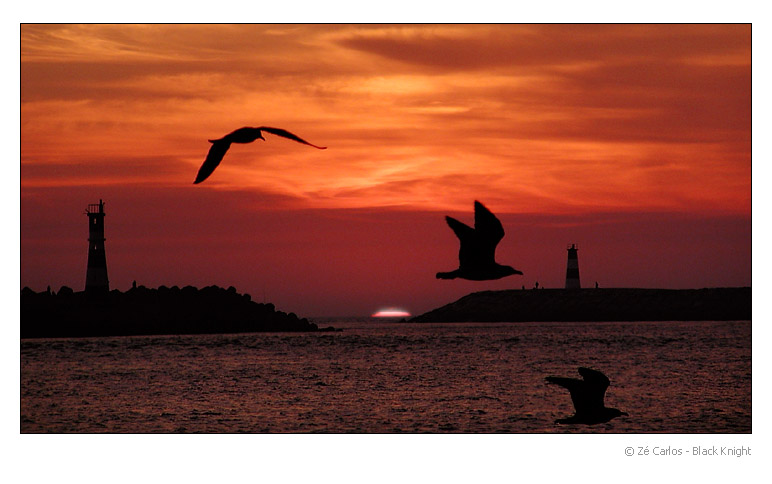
[20,320,751,433]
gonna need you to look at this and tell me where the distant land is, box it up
[21,285,333,338]
[410,287,751,323]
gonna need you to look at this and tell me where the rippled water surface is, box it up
[21,320,751,433]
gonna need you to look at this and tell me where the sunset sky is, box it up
[20,24,752,317]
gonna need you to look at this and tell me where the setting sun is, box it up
[372,308,412,318]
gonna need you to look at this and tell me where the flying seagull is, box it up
[545,367,628,425]
[436,200,523,281]
[194,126,326,184]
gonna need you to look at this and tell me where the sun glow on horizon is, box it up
[372,308,412,318]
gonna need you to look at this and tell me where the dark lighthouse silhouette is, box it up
[436,200,522,281]
[194,126,327,184]
[565,243,580,289]
[85,199,109,293]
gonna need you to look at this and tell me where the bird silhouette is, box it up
[194,126,326,184]
[545,367,628,425]
[436,200,522,281]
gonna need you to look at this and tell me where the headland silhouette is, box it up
[411,287,751,322]
[21,284,334,338]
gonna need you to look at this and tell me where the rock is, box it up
[411,287,751,322]
[21,285,328,338]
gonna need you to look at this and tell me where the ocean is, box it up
[20,320,751,433]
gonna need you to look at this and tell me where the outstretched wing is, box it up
[574,368,609,412]
[545,376,582,391]
[445,216,474,240]
[577,367,610,408]
[194,140,231,184]
[473,201,505,264]
[547,368,610,416]
[445,216,478,268]
[546,376,586,413]
[578,367,610,389]
[474,201,505,243]
[258,126,327,149]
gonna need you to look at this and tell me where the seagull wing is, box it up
[445,216,474,240]
[578,367,611,389]
[546,376,590,414]
[473,201,505,264]
[578,367,611,407]
[547,370,609,416]
[220,127,262,143]
[445,216,479,268]
[258,126,327,149]
[194,140,231,184]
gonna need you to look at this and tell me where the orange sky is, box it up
[20,24,752,316]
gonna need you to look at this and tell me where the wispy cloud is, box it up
[21,24,750,216]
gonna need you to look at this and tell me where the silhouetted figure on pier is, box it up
[436,200,522,281]
[546,367,627,425]
[194,126,326,184]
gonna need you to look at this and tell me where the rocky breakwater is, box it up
[21,284,330,338]
[410,287,751,323]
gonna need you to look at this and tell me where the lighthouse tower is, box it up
[85,199,109,293]
[565,243,580,289]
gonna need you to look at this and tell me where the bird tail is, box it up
[436,271,458,280]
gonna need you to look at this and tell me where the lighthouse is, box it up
[565,243,580,289]
[85,199,109,293]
